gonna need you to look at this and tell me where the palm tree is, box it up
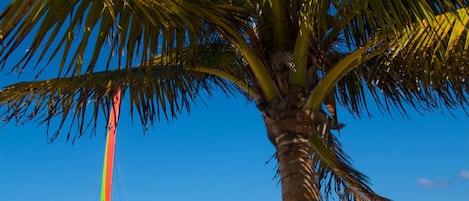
[1,1,468,200]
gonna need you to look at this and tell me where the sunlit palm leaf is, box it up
[308,5,469,115]
[301,2,469,200]
[305,43,382,111]
[359,7,469,115]
[336,0,464,48]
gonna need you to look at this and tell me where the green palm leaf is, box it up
[312,131,388,201]
[0,0,245,75]
[306,5,469,114]
[0,62,241,142]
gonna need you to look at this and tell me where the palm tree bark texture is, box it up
[264,110,321,201]
[260,89,339,201]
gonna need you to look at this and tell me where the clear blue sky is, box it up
[1,89,468,201]
[0,3,468,201]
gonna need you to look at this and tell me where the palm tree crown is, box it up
[1,1,468,200]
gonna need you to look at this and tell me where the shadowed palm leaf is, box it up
[0,42,247,141]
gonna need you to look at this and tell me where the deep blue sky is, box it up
[1,79,469,201]
[0,3,469,201]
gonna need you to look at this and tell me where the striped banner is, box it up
[101,87,121,201]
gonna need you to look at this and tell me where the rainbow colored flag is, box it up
[101,87,121,201]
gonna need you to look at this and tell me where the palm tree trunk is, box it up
[264,112,321,201]
[276,132,320,201]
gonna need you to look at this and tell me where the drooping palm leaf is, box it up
[0,65,216,141]
[0,0,247,76]
[0,41,250,142]
[312,131,388,201]
[306,4,469,115]
[337,7,469,117]
[298,2,469,201]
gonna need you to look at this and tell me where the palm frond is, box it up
[301,4,469,200]
[0,61,240,142]
[312,131,389,201]
[0,0,258,141]
[309,4,469,117]
[336,0,465,48]
[0,0,245,76]
[356,7,469,116]
[305,42,382,111]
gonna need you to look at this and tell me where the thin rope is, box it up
[114,151,129,201]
